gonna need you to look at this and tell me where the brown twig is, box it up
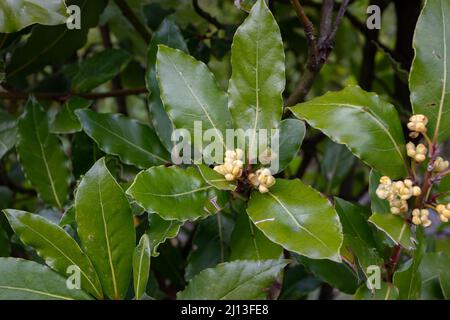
[0,87,147,102]
[113,0,152,43]
[192,0,225,29]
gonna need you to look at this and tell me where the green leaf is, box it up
[17,97,70,209]
[178,259,288,300]
[133,234,151,300]
[247,179,343,262]
[297,255,359,294]
[368,213,414,250]
[230,210,282,261]
[393,230,425,300]
[436,174,450,203]
[0,0,67,33]
[419,252,450,299]
[440,271,450,300]
[6,0,108,79]
[228,0,285,160]
[146,19,188,151]
[2,209,102,299]
[197,164,237,191]
[72,49,131,93]
[127,166,213,221]
[76,110,170,169]
[0,258,92,300]
[156,45,232,151]
[75,158,135,300]
[0,109,17,159]
[146,213,182,257]
[290,86,408,178]
[354,282,399,300]
[321,141,355,193]
[276,119,305,173]
[59,205,76,228]
[50,97,92,134]
[410,0,450,142]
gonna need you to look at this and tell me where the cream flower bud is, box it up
[225,173,235,181]
[235,148,244,160]
[407,114,428,134]
[258,185,269,193]
[433,157,449,173]
[412,186,421,197]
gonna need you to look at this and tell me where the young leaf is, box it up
[230,210,282,261]
[50,97,92,134]
[247,179,343,262]
[228,0,285,159]
[6,0,108,79]
[2,209,103,299]
[133,234,151,300]
[410,0,450,142]
[127,166,213,221]
[0,258,92,300]
[0,109,17,160]
[156,45,232,148]
[369,213,414,250]
[17,97,70,209]
[290,86,408,178]
[76,110,170,169]
[147,213,182,257]
[178,259,288,300]
[71,49,131,93]
[147,19,188,151]
[0,0,67,33]
[197,164,237,191]
[75,158,135,300]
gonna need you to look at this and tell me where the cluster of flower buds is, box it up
[412,209,432,227]
[433,157,449,173]
[436,204,450,222]
[248,168,276,194]
[407,114,428,138]
[376,176,421,214]
[406,142,427,163]
[214,149,244,181]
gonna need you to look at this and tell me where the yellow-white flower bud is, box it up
[407,114,428,134]
[406,143,427,162]
[412,209,431,227]
[433,157,449,173]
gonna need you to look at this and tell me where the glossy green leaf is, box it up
[75,158,135,300]
[276,119,305,173]
[354,282,399,300]
[6,0,108,79]
[369,213,414,250]
[247,179,343,262]
[419,252,450,299]
[59,206,76,228]
[146,213,182,257]
[2,209,102,299]
[178,259,288,300]
[17,97,70,209]
[197,164,237,191]
[0,109,17,159]
[72,49,131,93]
[50,97,91,134]
[146,19,188,151]
[133,234,151,300]
[0,258,92,300]
[297,255,359,294]
[440,271,450,299]
[0,0,67,33]
[76,110,170,169]
[230,210,282,261]
[321,141,355,193]
[228,0,285,160]
[410,0,450,142]
[156,45,232,150]
[290,86,408,178]
[127,166,213,221]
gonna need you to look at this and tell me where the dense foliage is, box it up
[0,0,449,300]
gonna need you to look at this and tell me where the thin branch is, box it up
[113,0,151,43]
[0,87,148,101]
[192,0,225,29]
[290,0,318,65]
